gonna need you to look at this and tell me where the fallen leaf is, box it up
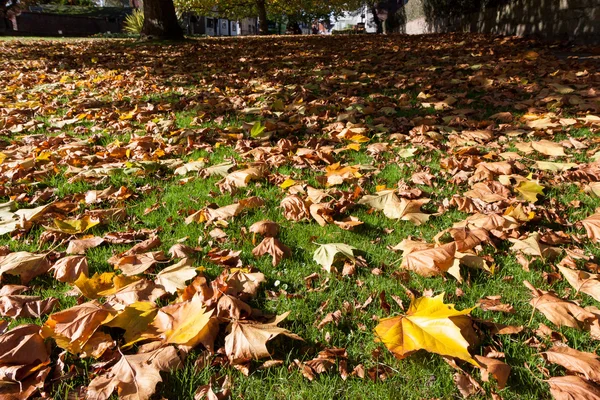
[86,346,182,400]
[155,258,198,294]
[313,243,357,273]
[375,294,478,365]
[224,311,303,364]
[252,237,291,266]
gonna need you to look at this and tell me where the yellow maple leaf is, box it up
[53,215,100,234]
[515,180,544,203]
[374,294,478,365]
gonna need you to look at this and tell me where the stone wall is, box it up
[400,0,600,43]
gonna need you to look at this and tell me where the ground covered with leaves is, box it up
[0,33,599,399]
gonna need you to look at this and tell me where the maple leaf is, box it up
[114,251,169,276]
[531,139,566,157]
[249,220,280,238]
[525,281,596,329]
[358,190,430,224]
[547,375,600,400]
[543,346,600,384]
[105,302,158,347]
[41,300,116,354]
[86,346,182,400]
[0,251,50,284]
[514,179,544,203]
[280,194,310,221]
[580,212,600,243]
[0,324,50,399]
[50,255,88,283]
[224,311,303,364]
[150,294,216,349]
[155,257,198,294]
[558,265,600,302]
[397,240,457,277]
[374,294,478,365]
[252,237,291,266]
[50,215,100,234]
[0,295,58,318]
[313,243,357,272]
[74,272,139,299]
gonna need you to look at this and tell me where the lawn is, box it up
[0,33,599,400]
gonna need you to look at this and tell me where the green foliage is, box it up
[123,9,144,35]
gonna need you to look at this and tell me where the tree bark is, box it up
[142,0,183,40]
[256,0,269,35]
[370,5,383,34]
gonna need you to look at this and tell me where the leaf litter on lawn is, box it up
[0,33,599,399]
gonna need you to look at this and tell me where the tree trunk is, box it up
[256,0,269,35]
[370,5,383,34]
[142,0,183,40]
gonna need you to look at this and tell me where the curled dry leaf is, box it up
[581,212,600,243]
[155,257,198,294]
[558,265,600,302]
[543,346,600,384]
[398,240,457,278]
[358,190,431,225]
[249,220,280,237]
[0,295,58,318]
[0,251,50,284]
[525,281,596,329]
[224,311,303,364]
[547,375,600,400]
[252,237,292,267]
[41,300,116,354]
[374,294,478,365]
[280,194,310,221]
[474,355,510,389]
[0,324,50,399]
[86,346,182,400]
[50,255,88,283]
[313,243,357,273]
[150,294,217,349]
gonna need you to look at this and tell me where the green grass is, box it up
[0,33,599,400]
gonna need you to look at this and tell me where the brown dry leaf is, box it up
[168,243,198,258]
[224,269,266,300]
[114,251,168,276]
[333,216,364,231]
[218,166,265,192]
[0,324,50,399]
[224,311,303,364]
[581,212,600,243]
[547,375,600,400]
[509,233,561,259]
[558,265,600,302]
[526,281,596,329]
[358,190,431,225]
[41,300,116,354]
[280,195,310,221]
[249,220,280,237]
[252,237,292,266]
[66,236,105,254]
[531,140,566,157]
[86,346,182,400]
[475,355,510,389]
[399,241,457,277]
[0,251,50,284]
[50,255,88,283]
[0,295,58,318]
[155,257,197,294]
[543,346,600,383]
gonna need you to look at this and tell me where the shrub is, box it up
[123,9,144,35]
